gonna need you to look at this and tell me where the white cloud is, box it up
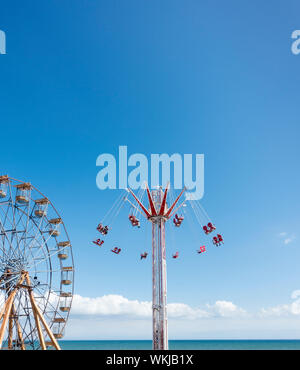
[278,232,296,245]
[279,232,287,237]
[284,237,294,245]
[291,290,300,300]
[167,303,210,319]
[71,294,151,318]
[206,300,247,318]
[260,289,300,317]
[62,291,300,339]
[70,294,246,320]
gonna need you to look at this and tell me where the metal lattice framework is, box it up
[0,175,74,350]
[127,183,185,350]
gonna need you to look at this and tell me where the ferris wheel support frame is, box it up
[0,271,61,350]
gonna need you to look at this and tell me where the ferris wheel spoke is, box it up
[23,216,55,265]
[0,209,19,257]
[0,202,12,231]
[26,244,51,273]
[25,207,49,253]
[31,269,61,274]
[0,255,8,265]
[33,285,63,321]
[9,204,35,260]
[12,205,33,256]
[25,238,47,267]
[23,222,53,264]
[0,200,17,235]
[0,233,19,263]
[27,244,67,270]
[0,274,21,288]
[19,293,36,346]
[0,207,24,261]
[27,220,59,254]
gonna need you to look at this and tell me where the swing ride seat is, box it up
[129,214,140,227]
[93,239,104,246]
[140,252,148,259]
[97,224,109,235]
[197,246,206,254]
[217,234,224,243]
[207,222,216,231]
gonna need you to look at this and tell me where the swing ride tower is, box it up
[127,184,186,350]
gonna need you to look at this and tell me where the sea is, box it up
[59,340,300,350]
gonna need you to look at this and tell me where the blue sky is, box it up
[0,0,300,339]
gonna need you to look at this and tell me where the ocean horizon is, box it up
[58,340,300,350]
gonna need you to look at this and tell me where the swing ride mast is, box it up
[127,183,186,350]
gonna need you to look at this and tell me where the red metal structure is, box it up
[127,183,185,350]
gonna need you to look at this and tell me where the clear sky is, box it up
[0,0,300,339]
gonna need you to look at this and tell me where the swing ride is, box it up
[0,175,74,350]
[92,182,224,350]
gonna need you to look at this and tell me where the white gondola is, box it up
[59,290,72,312]
[53,317,66,323]
[34,198,49,218]
[60,292,72,298]
[58,253,68,260]
[48,218,62,237]
[61,279,72,285]
[52,324,64,339]
[59,306,70,312]
[0,175,9,198]
[57,241,70,260]
[61,266,73,286]
[15,183,31,204]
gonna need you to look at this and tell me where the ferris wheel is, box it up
[0,175,74,350]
